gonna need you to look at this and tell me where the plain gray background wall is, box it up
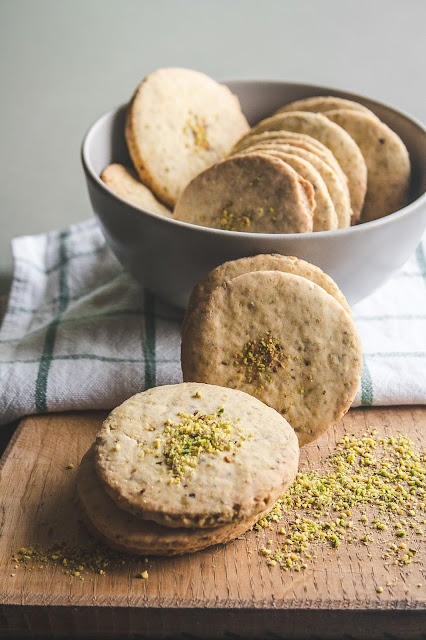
[1,0,425,294]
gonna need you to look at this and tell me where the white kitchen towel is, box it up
[0,217,425,426]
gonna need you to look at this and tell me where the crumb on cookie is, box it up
[220,207,251,231]
[185,113,212,151]
[163,407,243,481]
[233,331,290,385]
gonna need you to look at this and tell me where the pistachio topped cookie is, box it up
[181,271,362,447]
[237,149,338,231]
[79,446,271,556]
[173,152,315,233]
[236,143,352,228]
[94,383,299,528]
[125,68,249,207]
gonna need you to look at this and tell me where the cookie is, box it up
[184,254,352,327]
[232,130,349,183]
[240,142,351,228]
[125,68,250,207]
[232,129,332,154]
[275,96,375,117]
[181,271,362,447]
[95,383,299,528]
[173,152,315,233]
[79,446,270,556]
[238,149,338,231]
[100,164,173,217]
[248,112,367,223]
[325,109,411,222]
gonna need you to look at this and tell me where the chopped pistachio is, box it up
[234,331,288,385]
[186,114,211,150]
[162,408,243,480]
[255,429,425,587]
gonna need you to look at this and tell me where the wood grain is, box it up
[0,407,424,639]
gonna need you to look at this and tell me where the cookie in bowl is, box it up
[125,67,250,207]
[82,78,426,308]
[324,109,410,222]
[246,111,367,222]
[233,141,352,228]
[100,164,172,217]
[173,152,315,233]
[236,149,338,231]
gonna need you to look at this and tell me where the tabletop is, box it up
[0,406,424,639]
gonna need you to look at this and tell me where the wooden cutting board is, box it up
[0,407,424,639]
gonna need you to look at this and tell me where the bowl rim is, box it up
[81,79,426,242]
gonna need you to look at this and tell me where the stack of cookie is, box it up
[78,382,299,556]
[181,254,362,447]
[100,68,410,232]
[268,97,411,224]
[174,95,411,231]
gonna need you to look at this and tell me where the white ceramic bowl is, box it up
[82,81,426,309]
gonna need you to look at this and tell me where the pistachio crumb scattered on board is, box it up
[254,429,425,581]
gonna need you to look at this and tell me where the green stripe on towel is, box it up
[15,244,107,275]
[416,242,426,286]
[361,355,373,406]
[35,229,70,413]
[143,290,156,389]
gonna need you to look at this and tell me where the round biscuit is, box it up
[125,68,249,207]
[238,143,351,228]
[325,109,411,222]
[173,153,315,233]
[181,271,362,447]
[100,164,173,218]
[95,383,299,528]
[237,149,338,231]
[275,96,375,117]
[248,112,367,223]
[232,131,349,185]
[184,254,352,328]
[79,446,271,556]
